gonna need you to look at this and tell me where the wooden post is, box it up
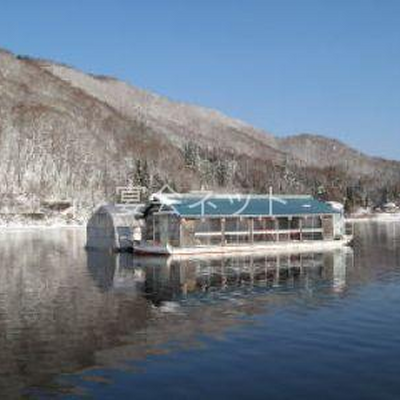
[179,219,184,247]
[153,215,155,244]
[299,218,303,241]
[250,255,254,286]
[221,218,226,246]
[275,218,279,242]
[249,218,254,244]
[275,255,280,286]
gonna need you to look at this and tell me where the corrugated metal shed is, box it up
[154,194,340,218]
[86,204,144,251]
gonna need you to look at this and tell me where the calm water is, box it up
[1,222,400,399]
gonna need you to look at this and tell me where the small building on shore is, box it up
[135,192,349,255]
[86,203,144,251]
[86,187,146,252]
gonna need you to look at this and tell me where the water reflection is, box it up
[0,226,381,399]
[349,220,400,285]
[0,229,149,398]
[87,249,353,304]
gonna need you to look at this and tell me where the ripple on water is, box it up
[1,222,400,399]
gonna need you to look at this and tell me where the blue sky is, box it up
[1,0,400,159]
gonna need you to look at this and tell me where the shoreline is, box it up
[1,215,399,230]
[0,224,85,231]
[346,213,400,223]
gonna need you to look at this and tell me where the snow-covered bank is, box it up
[347,213,400,223]
[0,215,86,230]
[0,224,85,232]
[0,207,90,229]
[0,225,85,233]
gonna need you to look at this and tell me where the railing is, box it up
[194,228,323,237]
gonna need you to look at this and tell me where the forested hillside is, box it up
[0,48,399,218]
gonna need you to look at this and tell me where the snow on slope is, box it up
[39,61,282,160]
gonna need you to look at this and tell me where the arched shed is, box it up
[86,204,144,251]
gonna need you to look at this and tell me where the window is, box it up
[145,215,154,242]
[209,218,222,232]
[252,217,276,242]
[153,216,160,244]
[168,215,180,246]
[225,217,238,232]
[291,218,300,229]
[194,219,208,233]
[278,218,290,230]
[278,233,290,241]
[237,218,249,232]
[303,232,323,241]
[253,217,275,231]
[193,218,222,246]
[302,216,322,229]
[224,218,250,244]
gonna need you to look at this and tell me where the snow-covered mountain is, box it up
[0,47,399,213]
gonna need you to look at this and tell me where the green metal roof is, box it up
[156,194,340,218]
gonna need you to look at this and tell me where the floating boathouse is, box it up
[134,192,350,255]
[86,203,144,251]
[86,187,147,252]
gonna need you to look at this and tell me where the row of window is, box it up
[145,213,326,246]
[194,232,323,245]
[193,216,323,233]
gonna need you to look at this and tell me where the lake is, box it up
[1,221,400,399]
